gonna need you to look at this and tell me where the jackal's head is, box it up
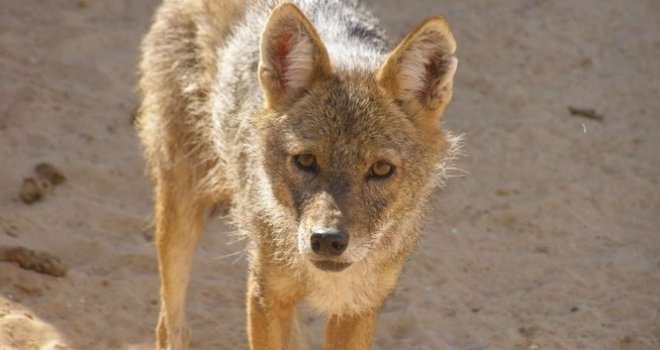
[256,4,457,272]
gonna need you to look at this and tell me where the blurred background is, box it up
[0,0,658,349]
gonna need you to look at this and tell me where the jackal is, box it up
[136,0,458,348]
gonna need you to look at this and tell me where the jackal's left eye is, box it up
[368,161,395,180]
[294,154,318,174]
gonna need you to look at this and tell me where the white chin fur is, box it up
[304,259,381,316]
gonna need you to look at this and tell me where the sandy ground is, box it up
[0,0,658,349]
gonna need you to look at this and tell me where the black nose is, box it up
[310,229,348,256]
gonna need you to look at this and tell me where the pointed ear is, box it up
[377,17,457,125]
[259,3,332,107]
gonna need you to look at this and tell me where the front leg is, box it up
[154,181,208,350]
[324,311,376,350]
[247,270,307,350]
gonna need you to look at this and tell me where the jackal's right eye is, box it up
[293,154,318,174]
[368,160,395,180]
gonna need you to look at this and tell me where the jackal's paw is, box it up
[156,324,190,350]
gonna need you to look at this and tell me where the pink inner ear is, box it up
[274,33,292,90]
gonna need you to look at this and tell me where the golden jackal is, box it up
[136,0,458,348]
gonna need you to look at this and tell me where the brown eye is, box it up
[369,161,394,180]
[294,154,318,173]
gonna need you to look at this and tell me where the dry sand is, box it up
[0,0,658,349]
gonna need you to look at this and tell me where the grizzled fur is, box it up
[136,0,458,349]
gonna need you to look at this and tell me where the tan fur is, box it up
[136,1,458,349]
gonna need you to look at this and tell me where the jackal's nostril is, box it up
[310,229,348,256]
[311,237,322,253]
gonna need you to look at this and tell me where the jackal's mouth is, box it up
[310,260,352,272]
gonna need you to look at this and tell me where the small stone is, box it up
[1,246,67,277]
[535,246,549,254]
[35,163,66,185]
[19,177,50,204]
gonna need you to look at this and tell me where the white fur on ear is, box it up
[281,33,314,91]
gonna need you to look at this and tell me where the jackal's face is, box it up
[256,4,457,272]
